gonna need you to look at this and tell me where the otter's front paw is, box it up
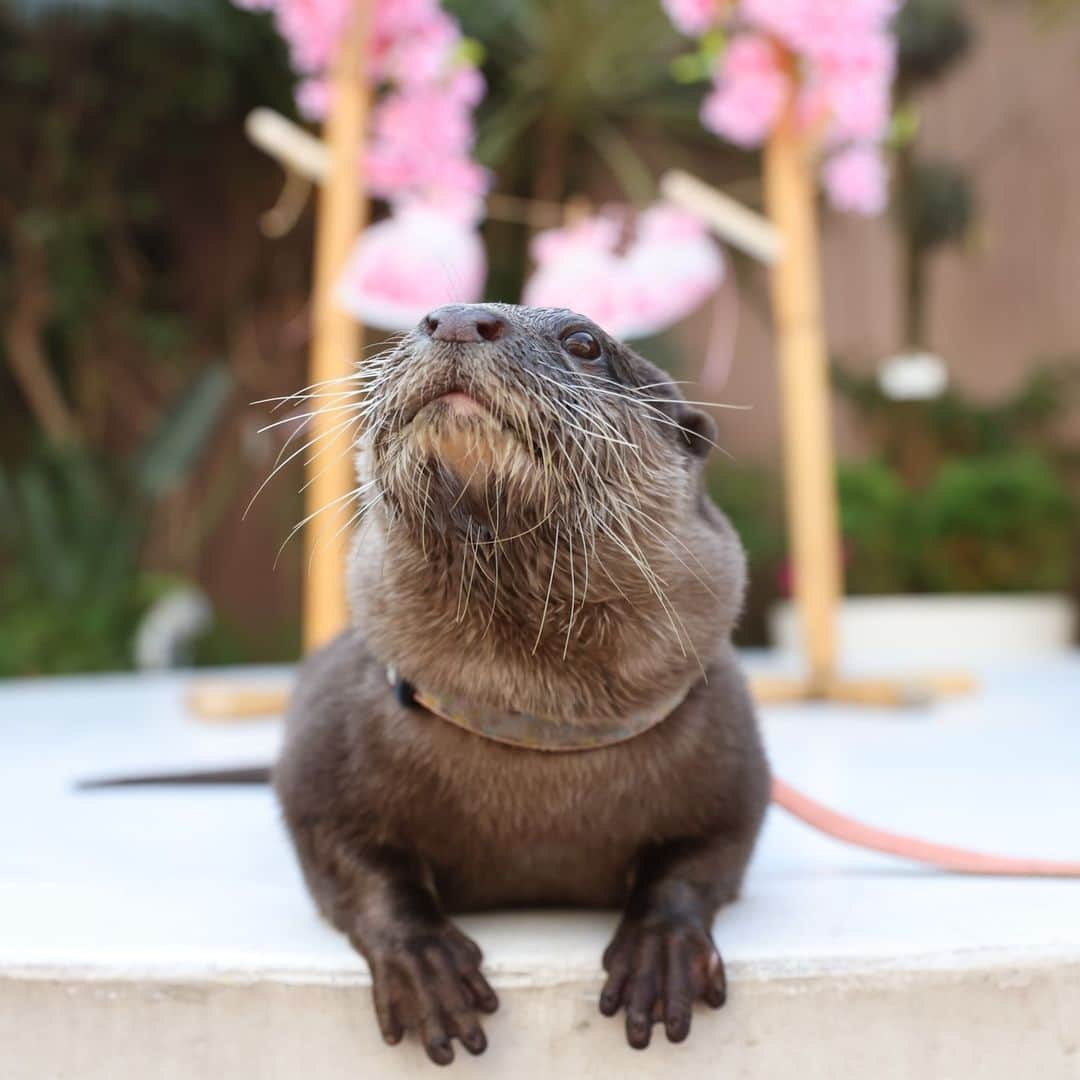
[599,916,726,1049]
[367,922,499,1066]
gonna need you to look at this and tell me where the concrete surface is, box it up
[2,658,1080,1078]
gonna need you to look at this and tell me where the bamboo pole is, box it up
[762,99,843,694]
[303,2,372,652]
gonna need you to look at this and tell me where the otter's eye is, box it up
[562,330,601,360]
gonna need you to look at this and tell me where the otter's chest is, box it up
[386,720,716,910]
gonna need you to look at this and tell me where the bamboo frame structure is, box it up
[761,100,842,694]
[303,3,372,652]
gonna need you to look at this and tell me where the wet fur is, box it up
[274,304,770,1061]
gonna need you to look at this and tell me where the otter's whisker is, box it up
[274,480,378,568]
[244,411,359,520]
[296,415,367,495]
[563,525,577,660]
[532,522,561,655]
[257,401,365,435]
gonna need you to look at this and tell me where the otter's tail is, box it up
[771,777,1080,878]
[76,766,272,790]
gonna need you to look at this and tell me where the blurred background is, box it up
[2,0,1078,677]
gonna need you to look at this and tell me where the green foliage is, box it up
[0,2,294,367]
[706,463,785,644]
[0,448,171,675]
[839,455,1076,595]
[829,361,1079,595]
[708,463,785,572]
[11,1,214,15]
[917,454,1075,592]
[0,365,232,676]
[896,160,975,253]
[837,460,915,594]
[134,363,232,498]
[712,450,1076,618]
[1,4,308,674]
[895,0,973,88]
[833,359,1080,487]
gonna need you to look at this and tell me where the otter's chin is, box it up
[409,404,523,490]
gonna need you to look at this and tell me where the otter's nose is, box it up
[422,305,506,343]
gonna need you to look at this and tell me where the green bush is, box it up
[708,451,1077,631]
[706,463,785,644]
[0,365,232,676]
[837,460,916,595]
[0,449,174,675]
[917,454,1075,592]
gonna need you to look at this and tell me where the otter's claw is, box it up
[599,917,725,1049]
[367,923,498,1065]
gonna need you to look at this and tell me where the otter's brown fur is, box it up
[274,303,770,1064]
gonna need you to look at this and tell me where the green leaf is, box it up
[887,102,921,149]
[133,363,232,500]
[670,51,712,86]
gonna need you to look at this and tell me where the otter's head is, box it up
[360,303,716,532]
[349,303,743,723]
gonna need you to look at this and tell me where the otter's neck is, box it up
[348,504,729,726]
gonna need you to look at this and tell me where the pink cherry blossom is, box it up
[295,76,330,120]
[231,0,489,252]
[742,0,899,56]
[375,7,459,86]
[701,34,789,148]
[275,0,353,74]
[663,0,900,215]
[662,0,725,36]
[821,143,889,216]
[366,88,489,219]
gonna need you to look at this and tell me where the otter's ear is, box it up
[677,406,716,458]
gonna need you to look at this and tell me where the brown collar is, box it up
[387,667,689,752]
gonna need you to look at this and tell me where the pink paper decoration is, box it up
[336,204,486,331]
[524,204,725,340]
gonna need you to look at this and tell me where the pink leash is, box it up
[772,777,1080,877]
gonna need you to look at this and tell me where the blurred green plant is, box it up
[837,460,916,595]
[918,453,1075,592]
[0,365,232,676]
[711,447,1076,635]
[838,455,1076,595]
[829,359,1079,596]
[706,463,785,644]
[833,359,1080,489]
[1,2,310,674]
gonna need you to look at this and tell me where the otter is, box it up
[268,302,770,1064]
[81,308,1080,1063]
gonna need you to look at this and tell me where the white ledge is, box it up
[2,656,1080,1077]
